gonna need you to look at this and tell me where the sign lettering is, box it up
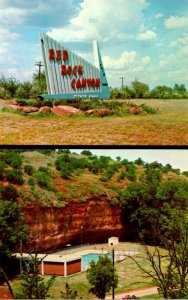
[40,33,110,99]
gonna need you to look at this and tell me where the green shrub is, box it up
[60,165,73,179]
[0,152,23,168]
[38,166,51,176]
[126,171,136,181]
[24,164,34,176]
[0,87,11,99]
[182,171,188,177]
[117,171,126,181]
[143,105,158,114]
[29,82,47,99]
[6,169,24,185]
[35,171,51,188]
[15,99,28,106]
[0,184,18,201]
[15,81,32,99]
[56,192,65,201]
[100,175,109,182]
[28,177,35,187]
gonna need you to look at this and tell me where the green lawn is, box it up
[0,99,188,145]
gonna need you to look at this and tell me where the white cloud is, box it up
[165,16,188,29]
[0,7,27,26]
[5,67,35,82]
[102,50,151,74]
[141,56,151,65]
[181,45,188,55]
[103,51,137,69]
[0,28,20,41]
[155,13,164,19]
[170,33,188,47]
[138,30,157,40]
[47,0,149,42]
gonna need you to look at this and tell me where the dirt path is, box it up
[106,286,158,299]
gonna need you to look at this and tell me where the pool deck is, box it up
[16,243,139,264]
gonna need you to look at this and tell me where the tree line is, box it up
[111,80,188,99]
[0,72,47,99]
[0,73,188,99]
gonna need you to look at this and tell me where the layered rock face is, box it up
[23,198,128,252]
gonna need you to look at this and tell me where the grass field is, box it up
[0,99,188,145]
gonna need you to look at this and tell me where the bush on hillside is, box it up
[6,169,24,185]
[24,164,34,176]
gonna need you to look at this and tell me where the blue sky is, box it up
[0,0,188,88]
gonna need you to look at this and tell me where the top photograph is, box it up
[0,0,188,145]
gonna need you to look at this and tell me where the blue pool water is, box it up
[82,253,112,270]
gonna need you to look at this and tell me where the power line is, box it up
[35,61,44,80]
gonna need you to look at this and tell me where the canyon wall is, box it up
[23,198,130,252]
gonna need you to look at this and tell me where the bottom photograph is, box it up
[0,148,188,300]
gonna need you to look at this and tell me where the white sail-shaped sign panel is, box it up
[40,33,110,99]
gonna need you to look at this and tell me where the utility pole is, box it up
[120,76,125,89]
[35,61,44,80]
[111,244,115,300]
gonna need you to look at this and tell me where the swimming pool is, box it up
[82,253,112,270]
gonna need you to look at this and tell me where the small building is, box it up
[16,253,82,277]
[39,255,81,276]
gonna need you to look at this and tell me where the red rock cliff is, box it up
[23,198,129,252]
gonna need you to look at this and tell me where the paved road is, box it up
[106,286,158,299]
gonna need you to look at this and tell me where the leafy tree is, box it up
[129,215,188,299]
[81,150,93,157]
[162,163,173,173]
[182,171,188,177]
[134,157,145,165]
[156,180,188,214]
[0,185,27,258]
[87,256,118,299]
[16,254,56,299]
[61,282,78,299]
[0,185,28,297]
[150,85,174,99]
[57,149,71,155]
[131,79,150,98]
[173,84,187,98]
